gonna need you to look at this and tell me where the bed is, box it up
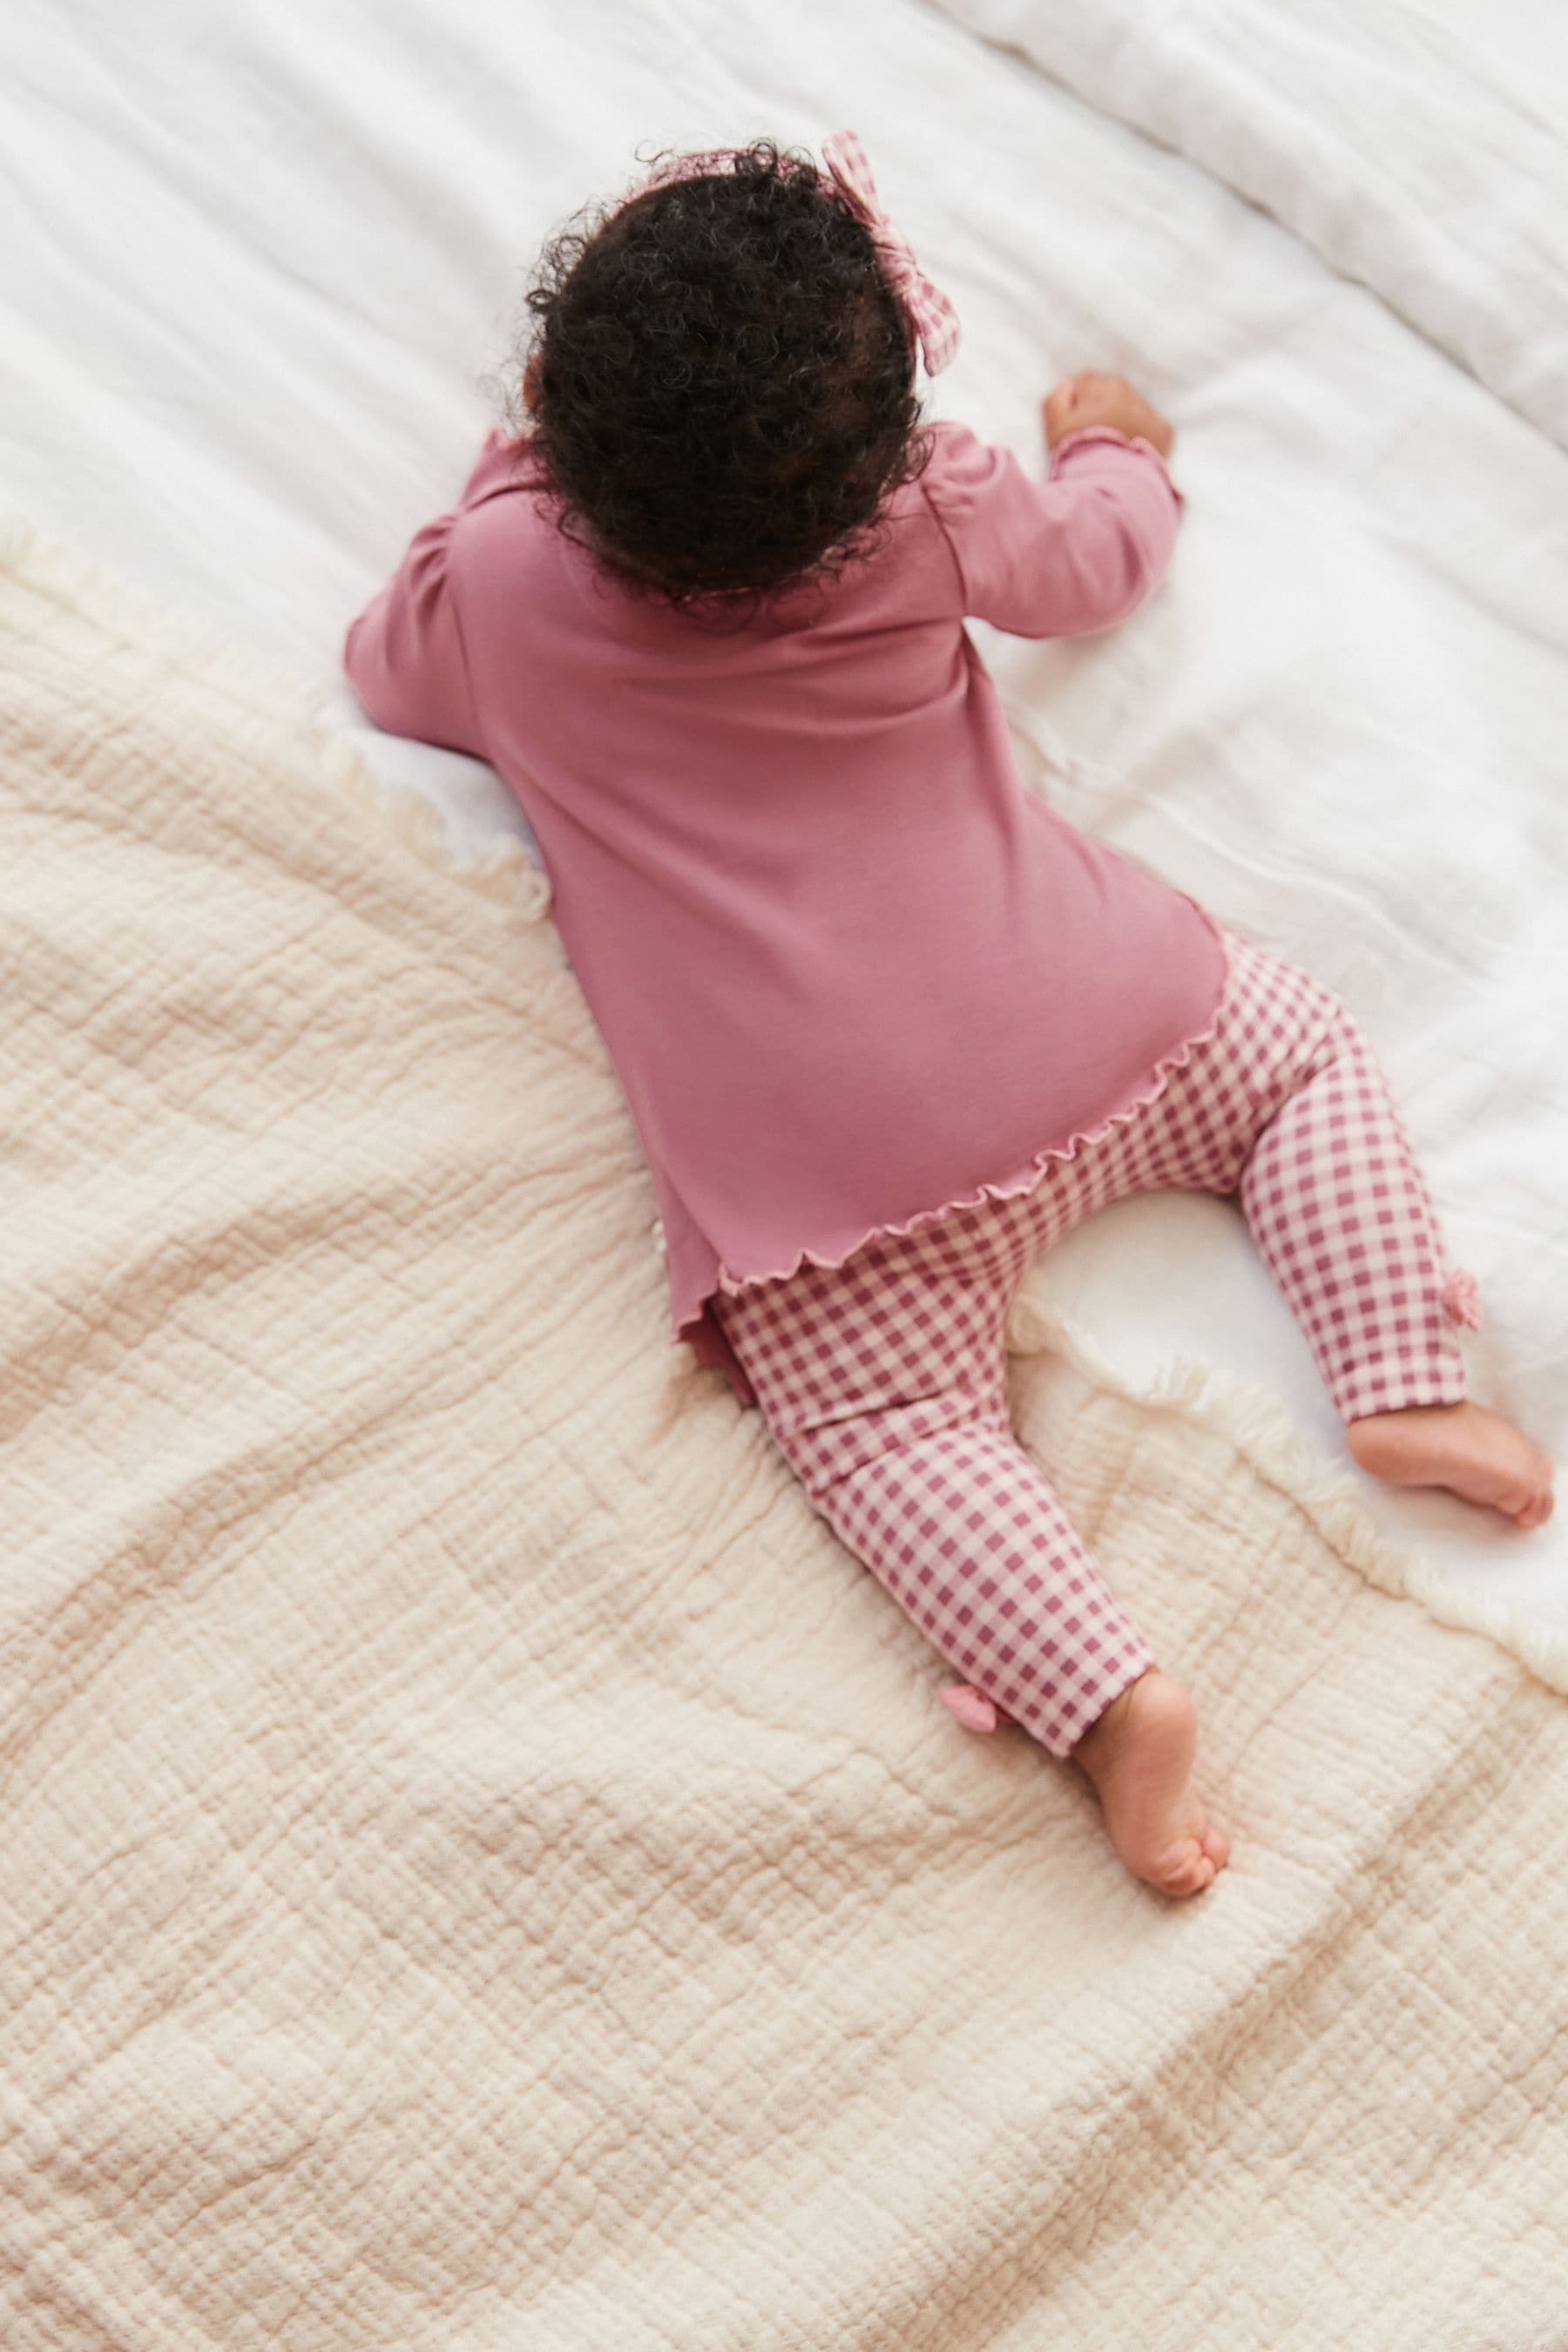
[5,1,1568,2342]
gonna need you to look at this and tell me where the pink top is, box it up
[345,418,1229,1404]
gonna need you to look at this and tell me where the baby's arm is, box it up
[1043,370,1174,463]
[343,430,525,755]
[923,378,1184,641]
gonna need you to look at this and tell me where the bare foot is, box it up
[1071,1670,1230,1898]
[1348,1401,1555,1530]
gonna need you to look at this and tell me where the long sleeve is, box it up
[342,429,529,757]
[920,418,1186,639]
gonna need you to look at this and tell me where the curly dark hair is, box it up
[504,139,935,613]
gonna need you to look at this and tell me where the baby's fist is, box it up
[1044,372,1174,458]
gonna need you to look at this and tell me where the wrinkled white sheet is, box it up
[929,0,1568,449]
[5,0,1565,1627]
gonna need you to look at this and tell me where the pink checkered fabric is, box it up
[820,131,962,377]
[712,931,1477,1758]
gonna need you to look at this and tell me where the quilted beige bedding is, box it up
[3,522,1568,2350]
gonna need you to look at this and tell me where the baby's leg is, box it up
[713,1209,1228,1896]
[1236,979,1554,1526]
[815,1416,1226,1896]
[815,1409,1154,1760]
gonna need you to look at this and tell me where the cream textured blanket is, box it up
[3,527,1568,2351]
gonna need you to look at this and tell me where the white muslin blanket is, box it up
[3,523,1568,2349]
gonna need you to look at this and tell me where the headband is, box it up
[629,133,962,377]
[820,130,961,376]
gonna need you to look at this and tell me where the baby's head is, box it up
[512,139,933,608]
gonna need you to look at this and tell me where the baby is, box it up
[345,135,1555,1898]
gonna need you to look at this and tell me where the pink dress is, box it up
[344,418,1229,1405]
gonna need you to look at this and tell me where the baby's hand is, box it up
[1044,372,1174,458]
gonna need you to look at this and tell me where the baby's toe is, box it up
[1201,1825,1231,1872]
[1515,1459,1556,1529]
[1151,1842,1216,1898]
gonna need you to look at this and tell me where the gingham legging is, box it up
[711,931,1479,1758]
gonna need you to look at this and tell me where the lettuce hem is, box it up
[676,902,1234,1375]
[1047,423,1187,511]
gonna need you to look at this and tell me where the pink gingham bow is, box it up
[820,130,961,376]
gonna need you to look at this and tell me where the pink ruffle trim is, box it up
[1047,423,1187,512]
[1443,1267,1483,1331]
[694,908,1234,1314]
[940,1686,1017,1734]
